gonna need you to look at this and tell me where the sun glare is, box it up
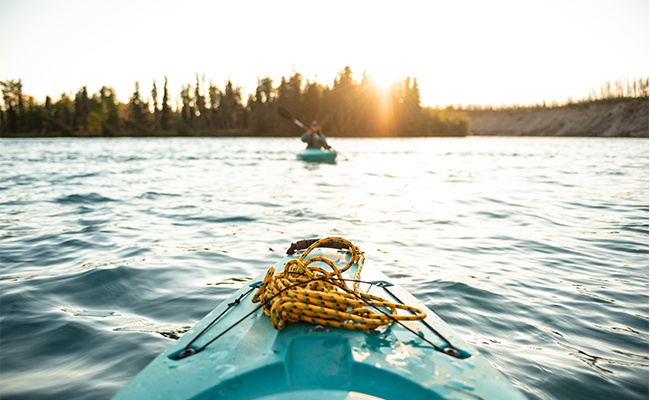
[368,72,399,92]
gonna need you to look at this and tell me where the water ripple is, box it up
[0,137,647,400]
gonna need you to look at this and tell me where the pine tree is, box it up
[0,79,24,133]
[129,81,148,129]
[208,81,220,130]
[194,74,208,131]
[161,76,172,130]
[151,80,159,130]
[73,86,90,133]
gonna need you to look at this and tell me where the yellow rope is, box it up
[252,237,426,331]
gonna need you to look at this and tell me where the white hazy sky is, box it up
[0,0,647,107]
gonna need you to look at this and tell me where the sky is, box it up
[0,0,647,107]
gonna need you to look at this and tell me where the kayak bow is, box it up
[114,237,526,400]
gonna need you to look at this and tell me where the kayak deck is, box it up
[114,244,525,400]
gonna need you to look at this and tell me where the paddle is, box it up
[277,106,348,161]
[277,106,308,130]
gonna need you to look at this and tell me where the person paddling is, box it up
[301,121,331,150]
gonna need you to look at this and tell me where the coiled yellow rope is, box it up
[252,237,426,331]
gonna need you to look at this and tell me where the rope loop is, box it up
[252,237,426,331]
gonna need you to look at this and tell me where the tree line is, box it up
[0,67,470,137]
[457,77,649,112]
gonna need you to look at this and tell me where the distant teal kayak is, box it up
[297,148,337,163]
[114,238,526,400]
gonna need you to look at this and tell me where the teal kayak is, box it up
[297,148,337,163]
[114,238,526,400]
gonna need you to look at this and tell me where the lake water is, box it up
[1,137,648,400]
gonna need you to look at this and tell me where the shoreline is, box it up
[466,97,648,137]
[2,98,647,138]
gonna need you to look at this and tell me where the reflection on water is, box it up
[0,137,647,400]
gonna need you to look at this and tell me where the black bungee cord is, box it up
[174,275,464,360]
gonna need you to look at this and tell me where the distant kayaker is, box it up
[301,121,331,150]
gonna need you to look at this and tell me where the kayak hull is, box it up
[297,148,337,163]
[114,247,526,400]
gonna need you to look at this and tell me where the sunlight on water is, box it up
[0,137,647,400]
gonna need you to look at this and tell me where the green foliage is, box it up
[2,79,24,132]
[127,81,149,133]
[0,68,471,137]
[244,67,469,137]
[160,76,172,131]
[91,86,119,136]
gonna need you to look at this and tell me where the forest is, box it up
[0,66,470,138]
